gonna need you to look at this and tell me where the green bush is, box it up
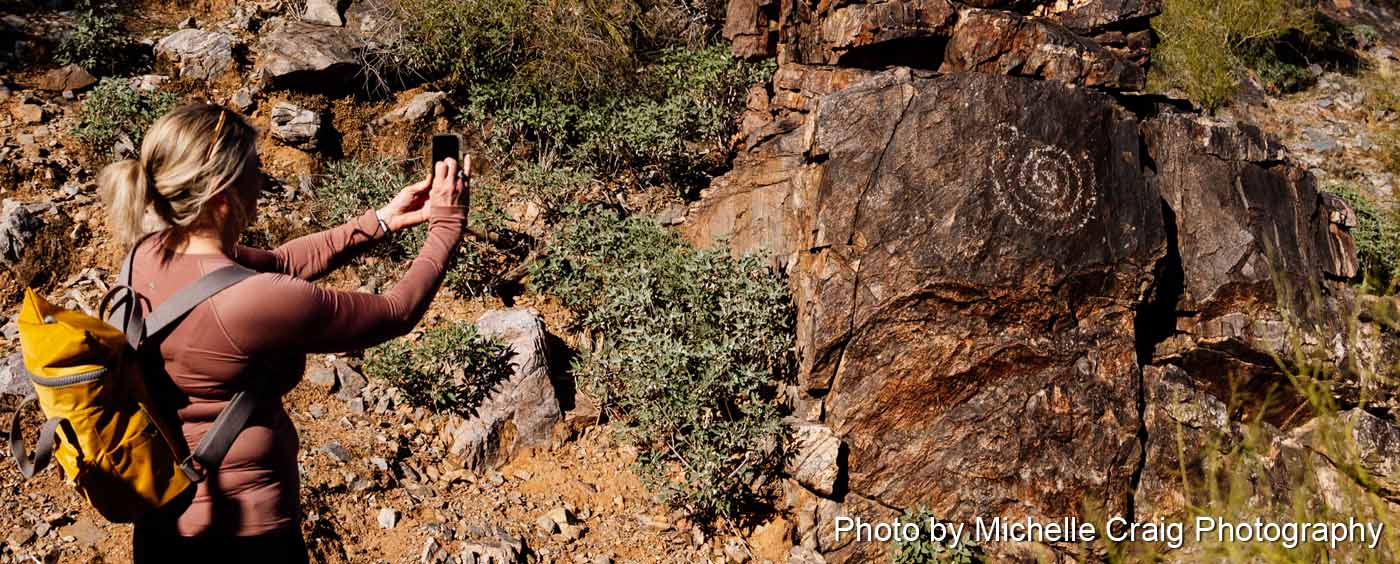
[891,507,980,564]
[56,1,128,74]
[364,321,513,416]
[70,77,179,156]
[529,209,794,524]
[1325,182,1400,293]
[386,0,772,202]
[1150,0,1316,109]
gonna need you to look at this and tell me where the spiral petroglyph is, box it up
[989,124,1098,235]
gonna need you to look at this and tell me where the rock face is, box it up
[1142,113,1357,414]
[254,19,363,90]
[447,309,563,471]
[270,102,323,150]
[693,0,1370,560]
[725,0,1156,88]
[155,29,237,81]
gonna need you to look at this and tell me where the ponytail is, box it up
[95,103,259,250]
[98,159,150,245]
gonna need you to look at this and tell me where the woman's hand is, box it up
[375,155,470,230]
[428,156,469,211]
[376,175,432,232]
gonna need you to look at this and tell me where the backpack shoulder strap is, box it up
[140,265,257,341]
[142,265,259,484]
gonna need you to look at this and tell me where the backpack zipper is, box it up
[25,366,107,387]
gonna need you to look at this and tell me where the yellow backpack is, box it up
[7,238,255,523]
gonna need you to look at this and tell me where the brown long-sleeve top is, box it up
[127,205,465,537]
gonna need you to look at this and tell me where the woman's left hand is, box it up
[376,173,433,232]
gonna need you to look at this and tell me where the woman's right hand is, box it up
[430,156,469,213]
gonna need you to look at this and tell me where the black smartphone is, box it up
[431,133,461,169]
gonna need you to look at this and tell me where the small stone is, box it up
[308,405,324,418]
[512,470,532,481]
[130,74,170,92]
[557,523,585,541]
[306,366,337,388]
[33,522,49,538]
[368,456,388,472]
[320,442,351,464]
[638,515,672,531]
[155,29,236,81]
[7,526,34,547]
[270,102,323,151]
[373,91,447,125]
[179,16,197,29]
[546,507,575,527]
[332,359,365,401]
[723,539,750,563]
[303,0,344,26]
[12,103,44,124]
[17,134,34,146]
[230,88,255,113]
[36,64,97,92]
[535,515,558,535]
[377,507,398,529]
[348,398,366,414]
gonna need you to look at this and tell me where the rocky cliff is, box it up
[687,0,1397,560]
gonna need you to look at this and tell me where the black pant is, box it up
[133,524,309,564]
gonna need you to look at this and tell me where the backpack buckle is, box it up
[178,455,207,484]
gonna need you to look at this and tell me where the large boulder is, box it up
[447,309,563,470]
[155,29,237,82]
[254,19,363,91]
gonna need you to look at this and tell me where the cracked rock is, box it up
[155,29,237,81]
[270,102,322,151]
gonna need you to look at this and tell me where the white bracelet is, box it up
[377,217,391,235]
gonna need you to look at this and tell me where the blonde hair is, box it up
[98,103,260,249]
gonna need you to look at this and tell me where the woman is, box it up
[97,103,467,562]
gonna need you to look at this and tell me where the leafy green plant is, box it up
[1151,0,1317,109]
[892,507,980,564]
[1325,181,1400,293]
[364,322,513,416]
[383,0,771,200]
[70,77,179,157]
[56,0,128,74]
[528,209,795,525]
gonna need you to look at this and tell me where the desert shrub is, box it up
[70,77,178,156]
[1150,0,1335,109]
[55,0,128,74]
[1325,182,1400,293]
[364,321,513,416]
[891,507,980,564]
[510,160,594,223]
[529,209,795,524]
[385,0,771,203]
[470,45,770,196]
